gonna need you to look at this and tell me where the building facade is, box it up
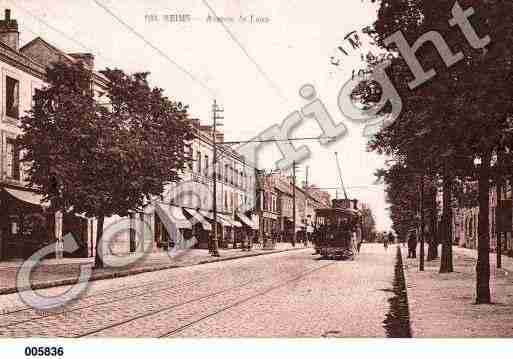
[452,184,513,254]
[255,173,279,240]
[0,9,114,260]
[142,119,259,251]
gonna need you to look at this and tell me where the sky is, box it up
[4,0,393,231]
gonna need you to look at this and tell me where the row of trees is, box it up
[18,61,194,268]
[360,0,513,303]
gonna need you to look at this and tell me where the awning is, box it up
[184,208,212,231]
[156,204,192,230]
[236,212,258,230]
[3,188,49,208]
[220,214,242,228]
[295,225,306,233]
[218,214,236,227]
[200,210,231,227]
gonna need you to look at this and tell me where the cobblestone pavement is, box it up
[0,243,297,294]
[403,245,513,337]
[0,243,396,337]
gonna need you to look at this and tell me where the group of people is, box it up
[406,230,418,258]
[207,228,257,254]
[265,226,314,248]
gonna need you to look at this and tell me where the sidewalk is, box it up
[0,242,302,295]
[402,244,513,337]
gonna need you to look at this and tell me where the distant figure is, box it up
[388,232,395,245]
[357,239,363,253]
[306,224,314,247]
[383,233,389,251]
[408,231,417,258]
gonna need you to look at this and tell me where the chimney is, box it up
[0,9,19,51]
[68,53,95,69]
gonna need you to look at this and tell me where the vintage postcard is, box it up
[0,0,511,356]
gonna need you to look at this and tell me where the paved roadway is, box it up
[0,244,397,337]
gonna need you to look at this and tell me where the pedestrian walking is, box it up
[388,232,395,246]
[408,231,417,258]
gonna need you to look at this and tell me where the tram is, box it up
[313,203,362,260]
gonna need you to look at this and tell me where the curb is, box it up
[399,246,417,338]
[382,246,412,338]
[0,247,304,296]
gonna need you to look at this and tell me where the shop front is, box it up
[200,210,231,249]
[236,211,259,247]
[0,187,53,260]
[154,203,193,251]
[184,208,212,249]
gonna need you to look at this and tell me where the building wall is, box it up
[0,51,44,187]
[453,186,499,251]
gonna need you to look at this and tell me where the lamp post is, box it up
[211,100,223,257]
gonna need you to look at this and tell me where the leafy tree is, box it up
[362,0,513,303]
[376,163,439,259]
[18,61,194,268]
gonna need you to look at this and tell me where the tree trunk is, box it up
[496,180,502,269]
[94,215,105,269]
[476,152,492,304]
[440,174,454,273]
[419,175,425,271]
[129,213,136,253]
[428,187,439,261]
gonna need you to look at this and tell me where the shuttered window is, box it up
[6,76,19,119]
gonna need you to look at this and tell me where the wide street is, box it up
[0,244,397,338]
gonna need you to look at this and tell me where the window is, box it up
[197,151,202,173]
[204,155,209,176]
[6,76,19,119]
[5,138,20,180]
[225,164,229,182]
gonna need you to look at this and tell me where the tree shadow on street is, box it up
[382,246,412,338]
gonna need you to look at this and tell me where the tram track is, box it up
[0,255,255,320]
[75,277,266,337]
[0,276,209,329]
[75,261,337,337]
[0,248,301,317]
[158,262,336,337]
[0,270,198,317]
[0,250,333,337]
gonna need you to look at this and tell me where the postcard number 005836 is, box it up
[24,347,64,357]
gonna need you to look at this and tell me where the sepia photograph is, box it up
[0,0,512,356]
